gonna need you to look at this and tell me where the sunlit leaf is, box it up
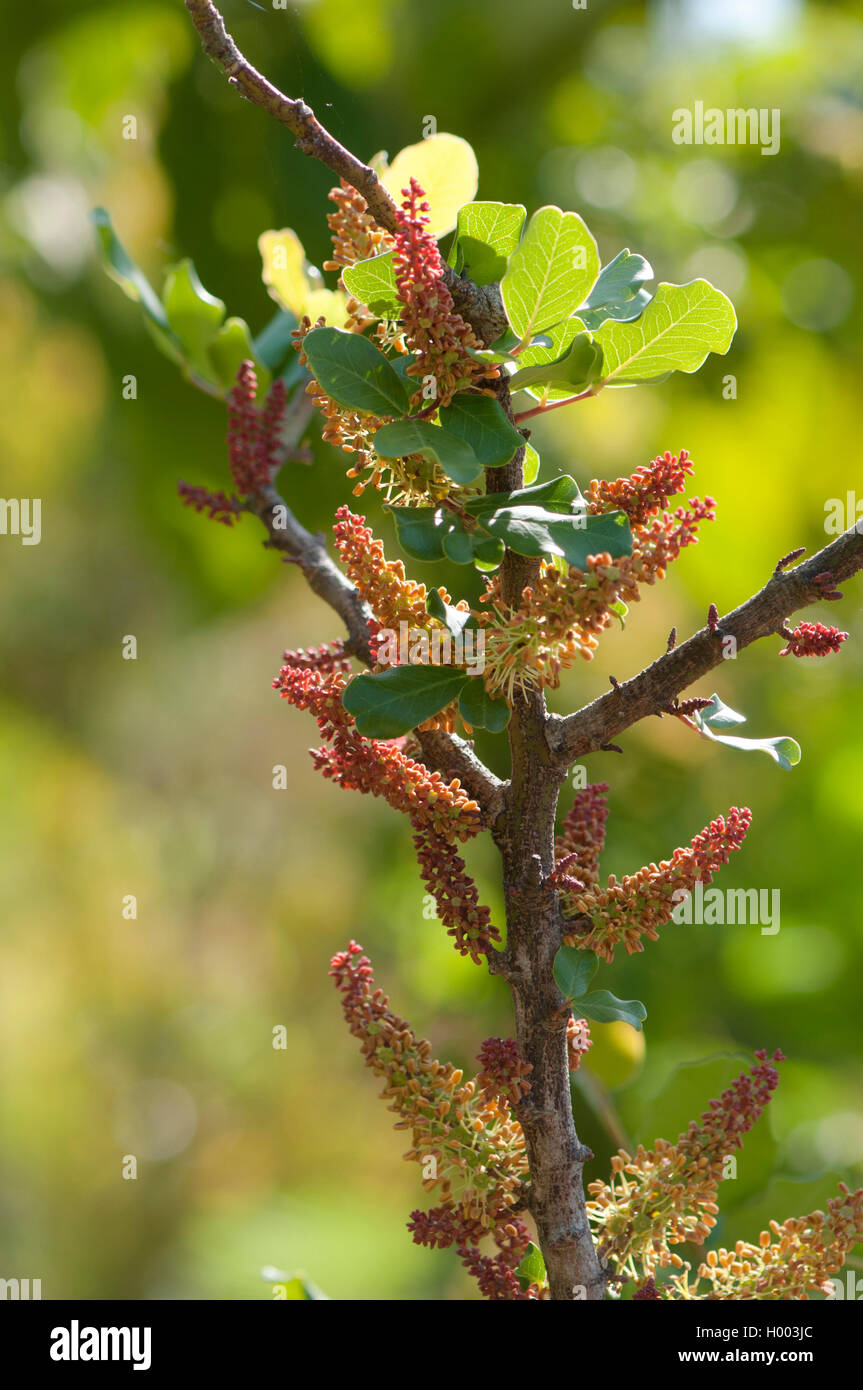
[381,133,479,237]
[500,206,600,343]
[594,280,736,387]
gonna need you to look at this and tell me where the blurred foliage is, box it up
[1,0,861,1299]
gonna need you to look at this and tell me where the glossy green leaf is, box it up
[509,332,603,393]
[447,201,526,284]
[483,507,632,568]
[553,945,599,1001]
[577,990,647,1030]
[426,589,475,636]
[439,394,523,468]
[693,693,802,770]
[458,679,511,732]
[208,317,271,395]
[464,474,584,518]
[469,533,506,571]
[301,327,410,415]
[342,666,469,738]
[341,251,401,319]
[373,419,483,485]
[500,206,600,343]
[92,207,171,331]
[577,249,654,331]
[163,259,225,372]
[389,506,454,561]
[594,280,736,387]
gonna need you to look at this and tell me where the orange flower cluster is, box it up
[333,505,438,630]
[670,1185,863,1300]
[562,807,752,961]
[480,452,715,695]
[332,506,468,733]
[272,663,480,839]
[294,316,393,496]
[392,178,495,407]
[555,782,609,890]
[587,1052,783,1280]
[586,448,695,526]
[273,664,497,956]
[324,179,394,272]
[330,942,529,1233]
[323,181,397,333]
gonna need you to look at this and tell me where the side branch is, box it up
[183,1,508,346]
[548,524,863,766]
[185,0,398,232]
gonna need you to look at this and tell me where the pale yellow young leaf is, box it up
[381,133,479,237]
[258,229,309,316]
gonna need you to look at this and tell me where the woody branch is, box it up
[183,0,508,345]
[548,523,863,767]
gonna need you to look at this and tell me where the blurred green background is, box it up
[2,0,861,1300]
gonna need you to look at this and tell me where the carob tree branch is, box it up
[548,524,863,767]
[184,0,602,1298]
[184,0,507,344]
[246,469,504,821]
[486,378,607,1301]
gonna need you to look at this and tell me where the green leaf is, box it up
[439,394,523,468]
[373,420,483,485]
[442,527,475,563]
[301,327,410,416]
[447,201,526,284]
[554,945,599,1001]
[469,533,506,571]
[483,507,632,568]
[464,474,584,518]
[458,679,511,732]
[509,332,603,393]
[426,589,474,637]
[692,693,802,770]
[163,259,225,373]
[208,317,271,395]
[594,280,736,387]
[577,249,654,331]
[515,1242,546,1293]
[91,207,172,332]
[500,206,600,343]
[342,666,469,738]
[577,990,647,1030]
[389,506,453,561]
[341,251,401,319]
